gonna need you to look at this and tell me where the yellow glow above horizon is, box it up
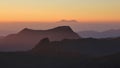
[0,0,120,23]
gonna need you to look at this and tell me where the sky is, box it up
[0,0,120,23]
[0,0,120,35]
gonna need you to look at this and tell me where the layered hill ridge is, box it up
[31,38,120,57]
[32,38,81,57]
[0,26,80,51]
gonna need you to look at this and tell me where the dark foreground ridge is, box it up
[1,38,120,68]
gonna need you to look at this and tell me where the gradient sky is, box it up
[0,0,120,22]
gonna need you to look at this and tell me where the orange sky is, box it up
[0,0,120,23]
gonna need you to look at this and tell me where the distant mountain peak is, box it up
[52,26,73,32]
[19,26,74,34]
[57,19,79,23]
[23,28,30,30]
[54,26,70,28]
[18,28,32,34]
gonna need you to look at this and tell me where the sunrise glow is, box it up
[0,0,119,23]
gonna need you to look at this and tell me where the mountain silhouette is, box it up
[78,29,120,38]
[0,26,80,51]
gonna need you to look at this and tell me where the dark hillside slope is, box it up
[32,38,120,56]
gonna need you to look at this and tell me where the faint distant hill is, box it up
[78,29,120,38]
[0,26,80,51]
[31,38,120,57]
[56,19,79,24]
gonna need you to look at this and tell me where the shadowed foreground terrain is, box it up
[0,52,120,68]
[0,38,120,68]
